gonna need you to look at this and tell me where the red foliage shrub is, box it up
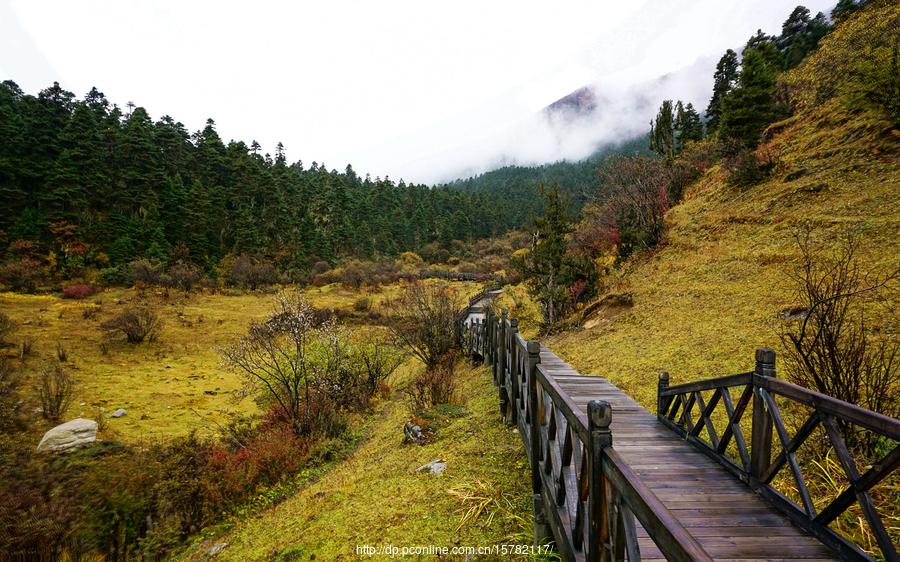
[61,284,98,299]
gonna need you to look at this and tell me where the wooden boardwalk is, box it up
[461,299,899,562]
[539,349,838,561]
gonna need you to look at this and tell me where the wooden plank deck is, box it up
[536,346,840,562]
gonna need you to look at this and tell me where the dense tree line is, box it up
[0,81,519,281]
[443,137,650,224]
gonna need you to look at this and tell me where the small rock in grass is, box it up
[111,408,127,418]
[416,459,446,476]
[403,422,427,445]
[206,542,228,557]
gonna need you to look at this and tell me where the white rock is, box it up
[416,459,446,476]
[37,418,97,453]
[111,408,127,418]
[207,543,228,557]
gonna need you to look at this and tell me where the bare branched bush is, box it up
[125,258,163,286]
[779,229,899,453]
[229,254,275,290]
[165,261,204,291]
[222,293,333,436]
[386,281,460,370]
[0,359,23,433]
[223,293,399,436]
[0,312,15,346]
[19,336,34,358]
[406,354,457,412]
[39,362,72,422]
[102,306,162,344]
[594,156,672,261]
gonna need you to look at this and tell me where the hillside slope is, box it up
[546,1,899,407]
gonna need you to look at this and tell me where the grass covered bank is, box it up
[177,360,539,561]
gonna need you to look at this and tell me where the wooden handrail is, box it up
[658,349,900,562]
[457,303,718,561]
[602,448,713,562]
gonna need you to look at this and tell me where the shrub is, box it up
[385,281,460,370]
[406,354,457,412]
[39,363,72,422]
[779,228,899,454]
[338,260,366,289]
[0,312,15,345]
[98,266,123,286]
[165,261,203,291]
[20,337,34,358]
[595,157,671,261]
[0,359,23,433]
[0,258,47,293]
[61,284,97,299]
[125,259,163,286]
[229,254,276,289]
[82,305,101,320]
[724,147,771,187]
[353,296,371,312]
[102,307,162,344]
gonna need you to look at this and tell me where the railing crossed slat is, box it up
[458,299,899,562]
[658,350,900,562]
[459,305,714,562]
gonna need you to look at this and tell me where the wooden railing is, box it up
[419,269,503,283]
[460,306,714,562]
[658,349,900,562]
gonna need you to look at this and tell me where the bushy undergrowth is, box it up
[61,284,98,299]
[0,407,321,560]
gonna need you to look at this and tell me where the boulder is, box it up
[111,408,127,418]
[37,418,97,452]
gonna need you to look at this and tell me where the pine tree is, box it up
[679,103,704,143]
[832,0,860,21]
[778,6,831,69]
[649,100,676,161]
[718,48,778,149]
[705,49,739,134]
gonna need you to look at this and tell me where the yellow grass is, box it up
[0,281,481,443]
[175,361,538,561]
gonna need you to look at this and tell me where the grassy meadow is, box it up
[0,281,477,443]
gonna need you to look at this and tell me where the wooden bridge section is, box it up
[459,298,899,562]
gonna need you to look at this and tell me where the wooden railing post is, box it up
[750,348,776,483]
[508,317,519,423]
[485,308,495,369]
[588,400,613,562]
[498,308,508,417]
[526,340,551,545]
[657,371,669,419]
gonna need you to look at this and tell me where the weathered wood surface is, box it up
[535,347,840,562]
[459,294,900,561]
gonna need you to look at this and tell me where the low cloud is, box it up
[413,56,717,184]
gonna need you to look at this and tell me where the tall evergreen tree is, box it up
[677,102,704,144]
[705,49,739,134]
[649,100,676,161]
[718,48,779,148]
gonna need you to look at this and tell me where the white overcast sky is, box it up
[1,0,834,184]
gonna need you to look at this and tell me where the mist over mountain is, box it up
[437,55,716,185]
